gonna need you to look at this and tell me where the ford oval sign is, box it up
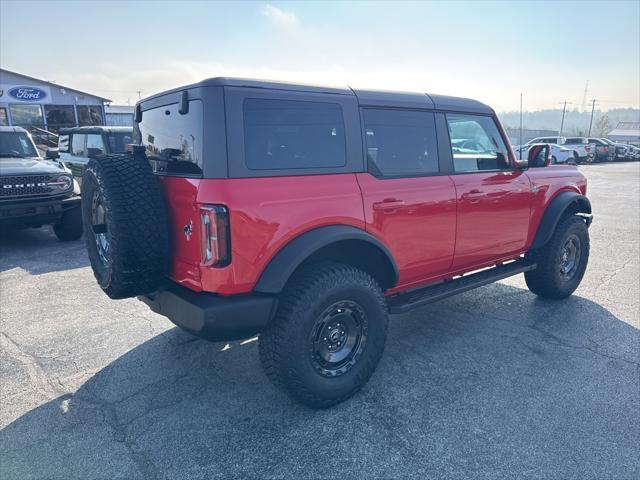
[8,86,48,101]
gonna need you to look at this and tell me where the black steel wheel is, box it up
[259,261,388,408]
[310,300,368,378]
[525,215,589,299]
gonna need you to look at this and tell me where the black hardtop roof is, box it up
[139,77,493,114]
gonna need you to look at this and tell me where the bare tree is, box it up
[594,115,611,137]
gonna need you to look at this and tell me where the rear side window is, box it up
[363,109,439,177]
[243,98,346,170]
[446,114,510,172]
[135,100,203,175]
[564,138,584,145]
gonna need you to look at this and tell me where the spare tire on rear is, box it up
[81,152,169,299]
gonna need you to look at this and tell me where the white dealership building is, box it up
[0,68,110,133]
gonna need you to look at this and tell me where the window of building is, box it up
[44,105,76,132]
[363,108,439,177]
[243,98,346,170]
[71,134,86,156]
[0,107,8,126]
[77,106,104,126]
[9,104,44,128]
[447,114,511,172]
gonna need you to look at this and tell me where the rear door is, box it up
[444,114,531,269]
[356,108,457,289]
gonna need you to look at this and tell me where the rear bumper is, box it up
[0,195,80,227]
[139,283,279,342]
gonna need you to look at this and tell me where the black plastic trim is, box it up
[254,225,399,294]
[139,283,278,342]
[531,192,592,249]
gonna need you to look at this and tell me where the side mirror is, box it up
[87,147,103,158]
[45,147,60,159]
[527,143,551,168]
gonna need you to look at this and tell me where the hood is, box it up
[0,157,67,176]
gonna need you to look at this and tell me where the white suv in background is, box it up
[524,136,595,163]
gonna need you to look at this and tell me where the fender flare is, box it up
[254,225,399,294]
[531,191,591,250]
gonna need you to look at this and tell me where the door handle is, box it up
[373,199,405,211]
[461,189,483,203]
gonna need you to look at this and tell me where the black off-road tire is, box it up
[81,153,168,299]
[53,204,83,241]
[259,261,388,408]
[525,215,589,299]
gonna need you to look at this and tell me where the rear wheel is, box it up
[259,261,388,408]
[525,215,589,299]
[53,205,83,241]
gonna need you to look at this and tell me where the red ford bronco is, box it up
[82,78,592,408]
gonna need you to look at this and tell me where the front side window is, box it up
[363,108,439,177]
[135,100,203,175]
[71,134,86,156]
[447,114,510,172]
[77,106,104,126]
[9,104,44,127]
[0,131,38,158]
[243,98,346,170]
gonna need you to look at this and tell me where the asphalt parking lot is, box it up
[1,162,639,480]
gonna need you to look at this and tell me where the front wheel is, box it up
[259,261,388,408]
[525,215,590,299]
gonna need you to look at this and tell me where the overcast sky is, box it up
[1,0,638,112]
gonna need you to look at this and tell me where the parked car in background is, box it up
[600,138,634,161]
[0,126,82,241]
[513,143,576,164]
[58,126,133,185]
[523,136,595,163]
[587,138,615,162]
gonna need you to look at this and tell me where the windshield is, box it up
[0,131,39,158]
[106,131,133,153]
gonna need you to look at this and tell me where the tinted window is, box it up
[77,106,104,126]
[363,109,438,177]
[136,100,203,175]
[71,134,86,156]
[106,132,132,153]
[243,98,346,170]
[447,114,510,172]
[44,105,75,132]
[564,138,584,145]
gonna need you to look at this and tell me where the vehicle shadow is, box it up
[0,227,89,274]
[1,284,638,479]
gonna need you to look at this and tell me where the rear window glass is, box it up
[363,109,439,177]
[135,100,203,175]
[243,98,346,170]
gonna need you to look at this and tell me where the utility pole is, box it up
[519,93,523,159]
[136,90,142,100]
[581,80,589,112]
[559,101,571,137]
[587,99,598,136]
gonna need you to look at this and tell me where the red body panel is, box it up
[450,170,531,269]
[194,174,365,295]
[356,173,457,290]
[160,166,586,297]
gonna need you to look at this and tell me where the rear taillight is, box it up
[585,145,591,152]
[200,205,230,267]
[603,146,609,152]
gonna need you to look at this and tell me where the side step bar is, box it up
[388,260,537,314]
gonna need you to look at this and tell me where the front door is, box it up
[357,108,457,290]
[445,113,532,269]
